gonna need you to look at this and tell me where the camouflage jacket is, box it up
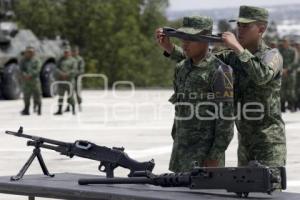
[73,55,85,76]
[56,56,77,81]
[19,56,42,84]
[166,41,286,146]
[169,52,234,167]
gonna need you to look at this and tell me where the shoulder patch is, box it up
[262,49,283,72]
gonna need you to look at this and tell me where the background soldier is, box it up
[157,6,287,174]
[291,38,300,110]
[20,46,42,116]
[279,37,298,112]
[70,45,85,112]
[157,16,234,172]
[54,46,77,115]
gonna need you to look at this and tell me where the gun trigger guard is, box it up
[98,163,106,172]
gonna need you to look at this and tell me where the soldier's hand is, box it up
[155,28,174,54]
[60,73,68,80]
[23,75,32,80]
[222,32,244,54]
[203,160,219,167]
[282,68,288,77]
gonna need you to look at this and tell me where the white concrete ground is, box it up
[0,90,299,199]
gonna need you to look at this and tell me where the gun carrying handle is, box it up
[75,141,92,150]
[280,167,287,190]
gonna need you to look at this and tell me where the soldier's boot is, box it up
[54,105,63,115]
[64,105,70,112]
[72,105,76,115]
[21,103,30,115]
[21,109,30,115]
[37,104,42,116]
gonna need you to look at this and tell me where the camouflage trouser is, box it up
[169,120,225,173]
[74,77,82,105]
[295,71,300,107]
[57,82,75,106]
[238,142,286,167]
[23,83,42,110]
[281,74,296,110]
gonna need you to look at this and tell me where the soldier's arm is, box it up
[163,45,186,63]
[206,64,234,162]
[235,48,283,85]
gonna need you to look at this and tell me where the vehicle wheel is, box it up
[41,62,57,97]
[1,63,21,100]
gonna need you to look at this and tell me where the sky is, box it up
[168,0,300,11]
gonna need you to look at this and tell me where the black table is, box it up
[0,173,299,200]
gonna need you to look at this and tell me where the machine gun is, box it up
[78,161,286,198]
[163,27,223,43]
[5,127,155,181]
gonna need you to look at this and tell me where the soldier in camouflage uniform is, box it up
[64,46,85,112]
[157,16,234,172]
[292,38,300,109]
[156,6,286,171]
[279,37,298,112]
[72,46,85,112]
[20,46,42,116]
[54,46,77,115]
[268,38,278,49]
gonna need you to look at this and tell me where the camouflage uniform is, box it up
[166,16,234,172]
[279,42,298,112]
[54,47,77,115]
[20,47,42,115]
[293,39,300,108]
[73,51,85,108]
[165,6,286,169]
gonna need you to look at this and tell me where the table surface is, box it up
[0,173,299,200]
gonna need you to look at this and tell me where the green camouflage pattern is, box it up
[167,40,286,168]
[230,5,268,23]
[178,16,213,35]
[56,56,77,106]
[293,48,300,108]
[279,46,298,111]
[168,52,234,172]
[74,55,85,105]
[20,56,42,110]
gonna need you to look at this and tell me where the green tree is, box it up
[14,0,174,88]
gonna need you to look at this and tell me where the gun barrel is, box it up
[78,177,153,185]
[5,128,69,147]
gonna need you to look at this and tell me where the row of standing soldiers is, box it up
[20,46,85,116]
[270,37,300,112]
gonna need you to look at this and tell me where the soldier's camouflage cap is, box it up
[72,45,79,51]
[63,45,71,52]
[229,5,269,23]
[25,46,35,52]
[177,16,213,35]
